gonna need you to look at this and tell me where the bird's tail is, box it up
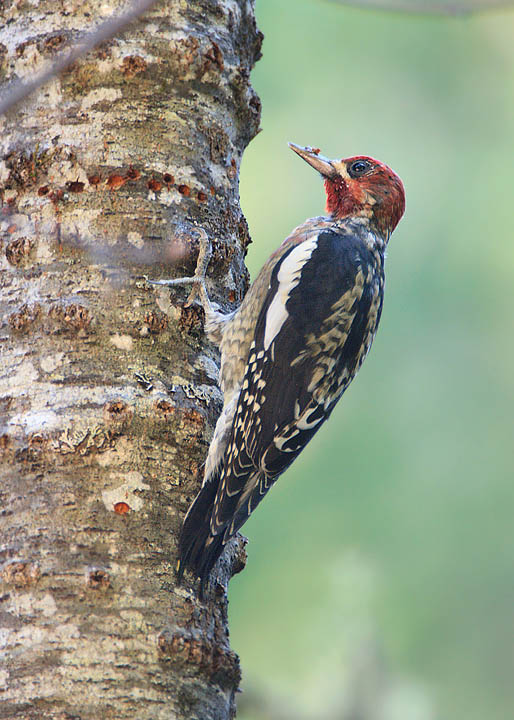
[177,469,226,588]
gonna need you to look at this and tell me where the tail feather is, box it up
[178,469,226,586]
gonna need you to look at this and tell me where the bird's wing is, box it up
[210,227,381,541]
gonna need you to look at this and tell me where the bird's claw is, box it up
[184,277,205,308]
[144,226,213,312]
[185,227,212,309]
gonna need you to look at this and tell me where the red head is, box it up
[289,143,405,238]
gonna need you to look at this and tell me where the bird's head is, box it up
[289,143,405,238]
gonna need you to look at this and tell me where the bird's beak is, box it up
[288,142,337,179]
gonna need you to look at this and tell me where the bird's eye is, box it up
[348,160,372,178]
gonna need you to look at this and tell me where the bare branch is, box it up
[325,0,514,16]
[0,0,159,117]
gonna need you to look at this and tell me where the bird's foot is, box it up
[183,227,213,311]
[145,226,214,316]
[145,226,229,343]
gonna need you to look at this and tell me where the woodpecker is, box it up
[177,143,405,590]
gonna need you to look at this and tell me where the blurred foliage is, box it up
[327,0,514,17]
[231,0,514,719]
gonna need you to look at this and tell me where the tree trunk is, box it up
[0,1,262,718]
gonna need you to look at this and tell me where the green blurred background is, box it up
[231,1,514,718]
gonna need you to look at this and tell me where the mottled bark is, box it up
[0,1,262,718]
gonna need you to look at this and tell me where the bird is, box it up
[177,142,405,591]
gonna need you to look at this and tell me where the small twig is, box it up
[0,0,159,117]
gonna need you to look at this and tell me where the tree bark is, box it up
[0,1,262,718]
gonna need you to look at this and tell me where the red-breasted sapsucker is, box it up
[178,143,405,589]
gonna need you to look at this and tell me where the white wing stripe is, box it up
[263,237,319,351]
